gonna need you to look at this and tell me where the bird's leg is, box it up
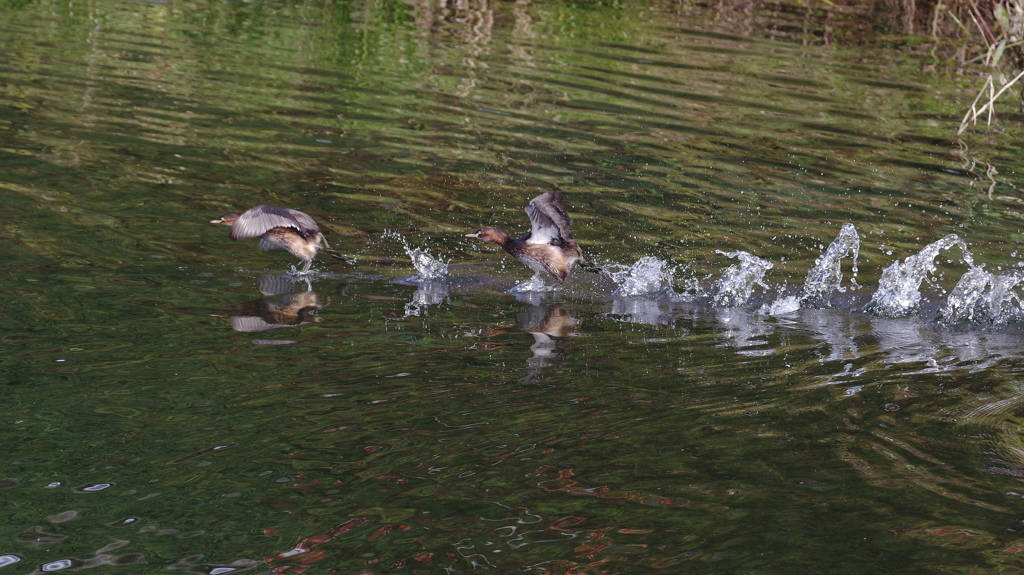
[299,260,313,275]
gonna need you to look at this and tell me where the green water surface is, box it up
[3,0,1024,573]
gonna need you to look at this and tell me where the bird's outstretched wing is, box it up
[283,208,321,237]
[524,191,572,246]
[230,205,320,240]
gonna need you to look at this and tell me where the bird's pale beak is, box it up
[210,218,224,224]
[465,231,480,238]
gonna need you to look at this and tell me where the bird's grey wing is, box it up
[284,208,321,236]
[229,205,302,240]
[525,191,571,245]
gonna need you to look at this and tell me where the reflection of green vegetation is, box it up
[0,0,34,9]
[1,0,1023,273]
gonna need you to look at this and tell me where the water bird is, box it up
[211,205,352,273]
[466,191,588,284]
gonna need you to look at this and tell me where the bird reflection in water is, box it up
[474,298,579,384]
[226,274,322,339]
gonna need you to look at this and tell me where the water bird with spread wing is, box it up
[211,204,352,273]
[466,191,589,284]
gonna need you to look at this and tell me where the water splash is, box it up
[509,274,556,293]
[863,234,973,317]
[939,266,992,326]
[759,224,860,315]
[603,256,676,297]
[384,230,450,280]
[710,251,773,307]
[799,223,860,307]
[938,266,1024,327]
[758,294,801,315]
[988,269,1024,325]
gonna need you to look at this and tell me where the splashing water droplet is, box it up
[863,234,973,317]
[509,274,556,293]
[603,256,676,297]
[710,251,773,307]
[758,295,801,315]
[384,231,450,280]
[939,265,992,326]
[988,270,1024,325]
[799,223,860,308]
[759,224,860,315]
[408,248,449,280]
[939,266,1024,327]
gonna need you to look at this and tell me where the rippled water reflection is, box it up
[5,0,1024,573]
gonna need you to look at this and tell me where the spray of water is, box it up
[710,251,773,307]
[799,223,860,307]
[759,223,860,315]
[863,234,973,317]
[939,266,991,325]
[988,270,1024,325]
[508,274,558,293]
[758,295,801,315]
[939,266,1024,327]
[383,230,450,281]
[603,256,676,297]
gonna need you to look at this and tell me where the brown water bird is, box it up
[211,205,339,274]
[466,191,585,284]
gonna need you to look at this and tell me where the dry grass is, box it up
[958,68,1024,133]
[942,0,1024,134]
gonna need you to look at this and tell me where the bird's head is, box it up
[465,226,508,245]
[210,213,241,226]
